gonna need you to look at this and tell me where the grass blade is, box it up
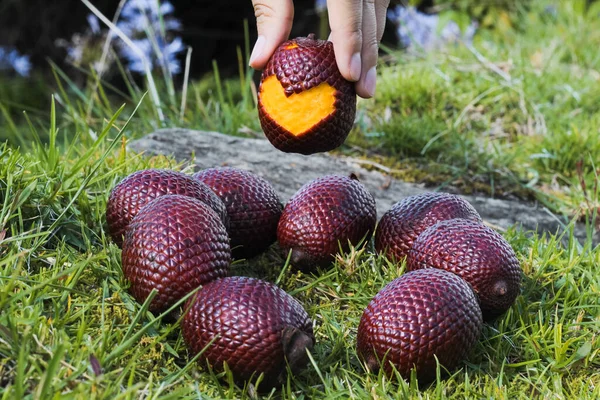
[35,342,66,399]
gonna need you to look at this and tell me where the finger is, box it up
[327,0,364,82]
[355,0,378,98]
[375,0,390,42]
[249,0,294,69]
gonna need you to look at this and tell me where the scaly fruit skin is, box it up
[106,169,229,247]
[375,192,481,261]
[193,167,283,259]
[278,174,377,271]
[407,218,521,320]
[357,268,482,383]
[121,195,231,313]
[182,276,314,387]
[258,34,356,155]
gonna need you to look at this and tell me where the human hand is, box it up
[249,0,390,99]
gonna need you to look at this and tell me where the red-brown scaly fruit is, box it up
[257,34,356,155]
[357,268,483,383]
[106,169,228,247]
[407,218,521,320]
[193,167,283,259]
[375,192,482,261]
[182,276,314,388]
[121,195,231,313]
[277,174,377,271]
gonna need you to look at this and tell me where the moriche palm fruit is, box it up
[277,174,377,272]
[375,192,482,262]
[181,276,314,388]
[121,195,231,313]
[257,34,356,155]
[193,167,283,259]
[357,268,483,383]
[407,218,521,320]
[106,169,228,247]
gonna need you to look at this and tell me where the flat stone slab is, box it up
[129,129,595,243]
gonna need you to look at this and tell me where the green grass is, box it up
[347,0,600,218]
[0,99,598,398]
[1,0,600,398]
[0,122,599,397]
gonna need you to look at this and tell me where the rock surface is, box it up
[129,129,594,243]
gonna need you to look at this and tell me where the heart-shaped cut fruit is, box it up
[258,34,356,155]
[260,77,336,137]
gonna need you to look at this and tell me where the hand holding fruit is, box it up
[249,0,391,98]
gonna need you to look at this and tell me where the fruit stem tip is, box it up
[365,354,380,373]
[493,280,508,296]
[290,248,312,271]
[282,326,314,373]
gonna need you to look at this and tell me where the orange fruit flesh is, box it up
[260,75,336,137]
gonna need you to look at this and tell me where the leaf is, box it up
[35,343,66,399]
[13,179,38,210]
[482,9,499,28]
[437,11,457,35]
[437,9,472,35]
[587,1,600,19]
[497,11,513,33]
[454,11,472,34]
[573,341,592,362]
[572,0,587,17]
[163,342,179,358]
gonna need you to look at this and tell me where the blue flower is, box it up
[0,46,32,77]
[116,0,185,75]
[87,14,101,35]
[387,6,477,51]
[313,2,476,51]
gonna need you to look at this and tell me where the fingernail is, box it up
[364,67,377,98]
[249,36,266,66]
[350,53,361,82]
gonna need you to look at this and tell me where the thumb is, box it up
[250,0,294,69]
